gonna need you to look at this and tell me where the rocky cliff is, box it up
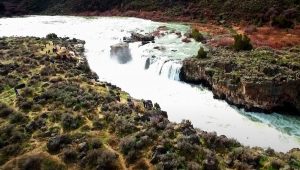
[180,47,300,114]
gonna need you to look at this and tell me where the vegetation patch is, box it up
[0,36,299,170]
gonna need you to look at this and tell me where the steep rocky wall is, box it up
[180,55,300,115]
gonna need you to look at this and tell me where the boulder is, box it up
[78,142,88,152]
[110,43,132,64]
[123,32,155,43]
[15,83,26,89]
[47,135,71,153]
[182,38,192,43]
[132,33,154,42]
[143,100,153,110]
[145,58,151,70]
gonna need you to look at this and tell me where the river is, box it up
[0,16,300,152]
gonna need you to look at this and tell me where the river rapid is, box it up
[0,16,300,152]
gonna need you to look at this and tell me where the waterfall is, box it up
[146,57,182,81]
[159,60,182,80]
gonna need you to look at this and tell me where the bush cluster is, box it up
[233,34,253,51]
[80,149,119,169]
[119,136,141,163]
[16,97,33,111]
[112,117,138,136]
[197,47,207,59]
[0,122,29,165]
[62,148,78,163]
[46,33,58,40]
[61,113,84,131]
[0,103,15,118]
[271,15,294,28]
[19,154,66,170]
[191,29,204,42]
[38,82,101,110]
[47,135,72,153]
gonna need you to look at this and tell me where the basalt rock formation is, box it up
[110,42,132,64]
[180,47,300,114]
[123,33,155,43]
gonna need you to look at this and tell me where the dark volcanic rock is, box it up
[124,32,155,43]
[110,43,132,64]
[180,48,300,115]
[47,135,71,153]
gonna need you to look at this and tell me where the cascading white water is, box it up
[157,60,182,80]
[146,57,182,80]
[0,16,300,152]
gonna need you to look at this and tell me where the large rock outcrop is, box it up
[110,42,132,64]
[123,32,155,44]
[180,48,300,114]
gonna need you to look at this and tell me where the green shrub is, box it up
[42,159,66,170]
[9,112,28,124]
[40,66,56,76]
[61,113,84,131]
[62,149,78,163]
[80,149,119,169]
[191,29,204,42]
[20,155,66,170]
[18,99,33,111]
[46,33,58,40]
[88,138,103,149]
[119,136,136,155]
[20,155,42,170]
[92,118,106,130]
[233,34,253,51]
[21,87,34,97]
[119,136,141,163]
[39,83,101,110]
[177,137,200,157]
[0,107,15,118]
[113,117,138,136]
[271,15,294,28]
[2,144,20,156]
[197,47,207,59]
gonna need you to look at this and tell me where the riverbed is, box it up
[0,15,299,152]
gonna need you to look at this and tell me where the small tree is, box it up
[46,33,58,40]
[191,29,204,42]
[233,34,253,51]
[197,47,207,59]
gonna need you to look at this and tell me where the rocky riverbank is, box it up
[180,47,300,115]
[0,36,300,169]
